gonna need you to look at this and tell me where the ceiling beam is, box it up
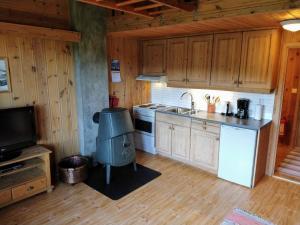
[116,0,146,7]
[78,0,154,18]
[134,3,162,11]
[149,0,195,11]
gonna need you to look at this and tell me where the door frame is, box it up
[267,42,300,175]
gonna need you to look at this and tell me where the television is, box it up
[0,106,37,162]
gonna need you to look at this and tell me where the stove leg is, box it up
[133,160,137,172]
[106,164,111,184]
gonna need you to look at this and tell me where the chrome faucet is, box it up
[180,92,195,113]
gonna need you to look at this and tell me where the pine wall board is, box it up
[107,36,151,110]
[0,34,79,163]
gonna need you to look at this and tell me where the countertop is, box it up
[156,108,272,130]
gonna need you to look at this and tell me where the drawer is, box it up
[192,119,220,134]
[156,112,191,127]
[12,177,46,200]
[0,189,12,205]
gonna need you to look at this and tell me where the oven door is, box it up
[134,114,154,137]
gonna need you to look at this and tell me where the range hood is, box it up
[136,75,167,82]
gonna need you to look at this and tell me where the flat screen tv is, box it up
[0,106,37,162]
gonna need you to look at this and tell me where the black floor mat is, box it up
[84,163,161,200]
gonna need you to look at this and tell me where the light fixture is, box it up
[280,19,300,32]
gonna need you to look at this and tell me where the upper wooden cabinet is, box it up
[211,32,242,89]
[166,37,188,86]
[187,35,213,88]
[239,30,280,91]
[141,39,166,75]
[140,29,281,93]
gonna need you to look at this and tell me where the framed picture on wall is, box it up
[0,57,11,92]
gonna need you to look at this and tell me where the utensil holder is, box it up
[207,104,216,113]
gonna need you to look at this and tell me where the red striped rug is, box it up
[221,208,274,225]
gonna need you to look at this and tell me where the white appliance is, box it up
[133,103,167,154]
[218,125,258,188]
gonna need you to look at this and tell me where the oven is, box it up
[133,108,156,154]
[134,113,155,137]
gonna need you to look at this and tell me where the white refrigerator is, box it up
[218,125,258,188]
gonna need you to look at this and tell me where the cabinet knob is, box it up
[239,81,243,85]
[216,137,220,141]
[186,78,189,82]
[182,78,186,82]
[27,186,34,191]
[202,126,206,130]
[234,80,238,84]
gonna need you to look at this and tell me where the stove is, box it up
[133,103,167,154]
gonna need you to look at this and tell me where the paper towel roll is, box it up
[254,104,263,120]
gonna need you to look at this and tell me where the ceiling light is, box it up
[280,19,300,32]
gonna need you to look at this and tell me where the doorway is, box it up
[275,48,300,181]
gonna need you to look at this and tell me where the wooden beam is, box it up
[78,0,153,18]
[116,0,146,7]
[107,0,300,34]
[134,3,162,11]
[149,0,194,11]
[148,8,176,15]
[0,22,81,42]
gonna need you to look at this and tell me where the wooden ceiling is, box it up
[78,0,196,18]
[107,9,300,38]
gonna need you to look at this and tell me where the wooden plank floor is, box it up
[0,151,300,225]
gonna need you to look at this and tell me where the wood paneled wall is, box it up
[0,34,79,162]
[280,48,300,145]
[0,0,70,29]
[107,36,150,110]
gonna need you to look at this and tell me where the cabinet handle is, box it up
[169,126,172,130]
[239,80,243,84]
[182,78,186,82]
[234,80,238,84]
[216,137,220,141]
[202,126,207,130]
[186,78,189,82]
[27,186,34,191]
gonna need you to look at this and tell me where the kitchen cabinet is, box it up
[172,125,190,161]
[141,29,280,93]
[190,122,220,174]
[156,113,191,160]
[141,39,166,75]
[155,121,172,156]
[186,35,213,88]
[166,37,188,86]
[210,32,242,89]
[239,29,280,91]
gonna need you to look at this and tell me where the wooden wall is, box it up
[280,48,300,145]
[107,36,150,110]
[0,34,79,163]
[0,0,70,29]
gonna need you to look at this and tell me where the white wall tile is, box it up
[151,82,275,119]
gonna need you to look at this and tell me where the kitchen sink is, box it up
[166,107,191,115]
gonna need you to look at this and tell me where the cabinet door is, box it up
[142,39,166,75]
[167,37,188,87]
[190,129,219,173]
[155,121,172,156]
[239,29,280,91]
[172,125,190,161]
[211,32,242,89]
[186,35,213,88]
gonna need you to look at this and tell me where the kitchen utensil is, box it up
[204,94,211,103]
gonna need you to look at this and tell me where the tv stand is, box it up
[0,145,52,208]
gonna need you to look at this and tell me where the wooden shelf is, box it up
[0,168,45,190]
[0,158,43,178]
[0,146,51,167]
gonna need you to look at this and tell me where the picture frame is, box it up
[0,57,11,92]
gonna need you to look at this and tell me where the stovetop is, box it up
[134,103,167,110]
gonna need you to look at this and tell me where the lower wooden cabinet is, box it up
[190,129,219,173]
[12,177,46,200]
[155,112,220,174]
[155,121,172,156]
[172,125,190,161]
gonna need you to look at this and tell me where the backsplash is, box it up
[151,83,275,120]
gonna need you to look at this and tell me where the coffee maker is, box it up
[236,98,250,119]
